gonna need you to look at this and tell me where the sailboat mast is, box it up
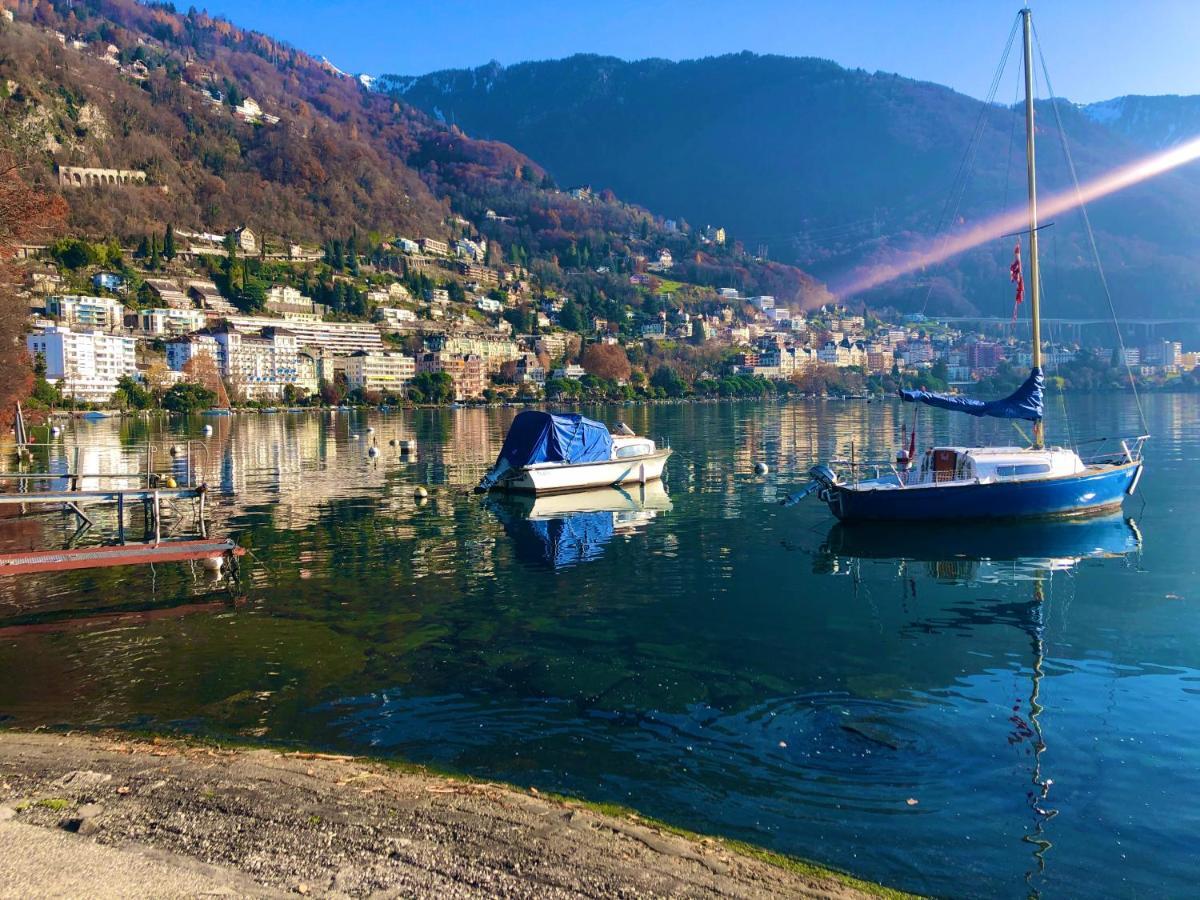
[1021,7,1044,446]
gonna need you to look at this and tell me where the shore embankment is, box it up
[0,731,908,899]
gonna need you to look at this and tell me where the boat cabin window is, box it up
[996,463,1052,477]
[615,442,652,459]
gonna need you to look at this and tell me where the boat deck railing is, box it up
[1077,434,1149,466]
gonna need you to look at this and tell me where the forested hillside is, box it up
[0,1,824,308]
[385,53,1200,316]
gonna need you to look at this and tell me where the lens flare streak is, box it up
[831,134,1200,299]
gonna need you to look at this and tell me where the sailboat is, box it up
[797,8,1146,523]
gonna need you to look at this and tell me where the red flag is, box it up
[1010,240,1024,322]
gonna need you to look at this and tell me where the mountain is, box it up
[2,2,822,308]
[1082,95,1200,151]
[382,54,1200,317]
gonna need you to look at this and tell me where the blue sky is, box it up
[196,1,1200,103]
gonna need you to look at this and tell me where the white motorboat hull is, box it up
[498,449,672,495]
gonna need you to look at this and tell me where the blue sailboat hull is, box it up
[823,462,1141,522]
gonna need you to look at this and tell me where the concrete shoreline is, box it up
[0,731,908,899]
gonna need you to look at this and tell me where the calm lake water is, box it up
[1,395,1197,898]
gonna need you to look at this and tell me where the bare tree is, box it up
[0,153,67,429]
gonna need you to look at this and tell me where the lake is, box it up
[1,395,1196,898]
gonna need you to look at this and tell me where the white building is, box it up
[167,333,220,372]
[376,306,418,329]
[214,326,302,400]
[46,295,126,330]
[138,307,208,337]
[223,316,384,355]
[333,351,416,394]
[27,326,137,403]
[552,364,586,380]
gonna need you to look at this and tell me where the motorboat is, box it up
[476,411,671,495]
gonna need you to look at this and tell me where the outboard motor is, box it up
[780,464,840,507]
[808,464,839,491]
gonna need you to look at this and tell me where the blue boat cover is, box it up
[496,411,613,468]
[900,367,1044,421]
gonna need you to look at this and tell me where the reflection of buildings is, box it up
[200,414,387,532]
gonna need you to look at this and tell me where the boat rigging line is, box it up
[919,13,1022,316]
[1032,22,1150,439]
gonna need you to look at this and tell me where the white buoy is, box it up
[368,446,380,458]
[50,425,62,438]
[200,555,224,573]
[169,444,184,457]
[414,486,429,500]
[754,462,769,476]
[366,426,375,434]
[352,433,360,440]
[388,438,399,447]
[202,424,213,436]
[399,439,416,453]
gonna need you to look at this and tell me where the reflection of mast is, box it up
[1022,575,1057,895]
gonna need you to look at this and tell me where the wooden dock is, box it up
[0,538,242,577]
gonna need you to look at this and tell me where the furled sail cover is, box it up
[476,411,613,490]
[900,367,1044,421]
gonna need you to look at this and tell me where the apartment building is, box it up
[46,295,127,330]
[417,352,486,400]
[138,307,208,336]
[223,316,384,355]
[334,350,416,394]
[27,325,137,403]
[213,326,301,400]
[437,334,520,374]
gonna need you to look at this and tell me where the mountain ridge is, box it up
[381,52,1200,317]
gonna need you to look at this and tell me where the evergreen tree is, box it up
[163,223,176,261]
[148,234,160,270]
[558,299,584,332]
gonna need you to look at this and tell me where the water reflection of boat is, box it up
[824,515,1140,565]
[489,482,671,569]
[818,514,1141,583]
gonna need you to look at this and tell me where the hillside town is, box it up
[17,221,1200,410]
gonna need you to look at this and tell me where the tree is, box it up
[143,359,175,402]
[237,277,267,313]
[558,299,584,332]
[162,382,216,414]
[50,237,97,270]
[410,371,455,404]
[114,375,153,410]
[690,319,707,346]
[163,223,176,261]
[651,364,688,398]
[581,343,631,382]
[28,353,64,408]
[503,305,531,334]
[0,153,67,429]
